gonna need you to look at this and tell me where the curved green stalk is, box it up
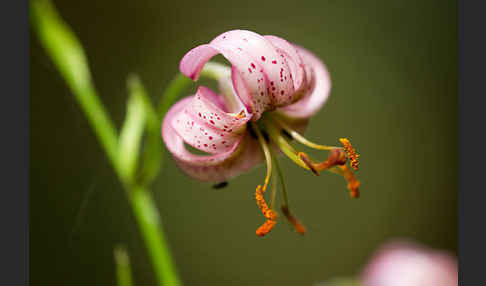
[30,0,120,176]
[31,1,182,285]
[114,246,134,286]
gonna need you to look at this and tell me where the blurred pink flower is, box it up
[162,30,360,236]
[360,240,458,286]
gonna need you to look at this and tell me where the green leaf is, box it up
[119,75,147,182]
[114,246,134,286]
[30,0,119,173]
[157,73,192,119]
[130,76,163,186]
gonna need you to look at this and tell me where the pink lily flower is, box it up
[162,30,360,236]
[360,240,458,286]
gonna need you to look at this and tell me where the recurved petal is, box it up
[179,30,298,120]
[264,35,306,93]
[162,96,263,182]
[277,46,331,119]
[170,87,250,154]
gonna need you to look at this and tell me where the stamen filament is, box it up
[270,115,341,151]
[264,119,310,171]
[298,149,347,174]
[251,123,278,237]
[253,123,272,191]
[329,165,360,198]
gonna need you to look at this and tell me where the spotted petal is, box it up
[171,86,250,154]
[277,46,332,119]
[163,96,263,182]
[180,30,300,120]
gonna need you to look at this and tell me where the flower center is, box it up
[250,112,361,237]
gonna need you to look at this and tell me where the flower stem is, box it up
[130,187,181,286]
[31,2,182,285]
[114,246,134,286]
[30,0,121,175]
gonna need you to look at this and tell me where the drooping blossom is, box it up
[162,30,360,236]
[360,240,458,286]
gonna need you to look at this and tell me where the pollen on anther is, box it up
[339,138,359,170]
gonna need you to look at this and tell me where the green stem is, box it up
[158,74,192,121]
[130,187,181,286]
[31,0,121,176]
[114,246,134,286]
[31,2,182,285]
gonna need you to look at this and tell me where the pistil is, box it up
[273,152,307,235]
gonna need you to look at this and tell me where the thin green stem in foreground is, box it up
[130,187,181,286]
[31,0,120,175]
[31,1,182,285]
[114,246,134,286]
[158,73,192,121]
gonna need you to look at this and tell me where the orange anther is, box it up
[255,185,278,236]
[339,138,359,170]
[256,220,277,237]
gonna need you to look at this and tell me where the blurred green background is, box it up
[30,0,457,285]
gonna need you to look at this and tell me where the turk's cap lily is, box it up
[360,240,458,286]
[162,30,360,236]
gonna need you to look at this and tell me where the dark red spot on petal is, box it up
[209,136,213,140]
[261,56,266,61]
[210,120,215,125]
[272,60,277,64]
[251,63,256,69]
